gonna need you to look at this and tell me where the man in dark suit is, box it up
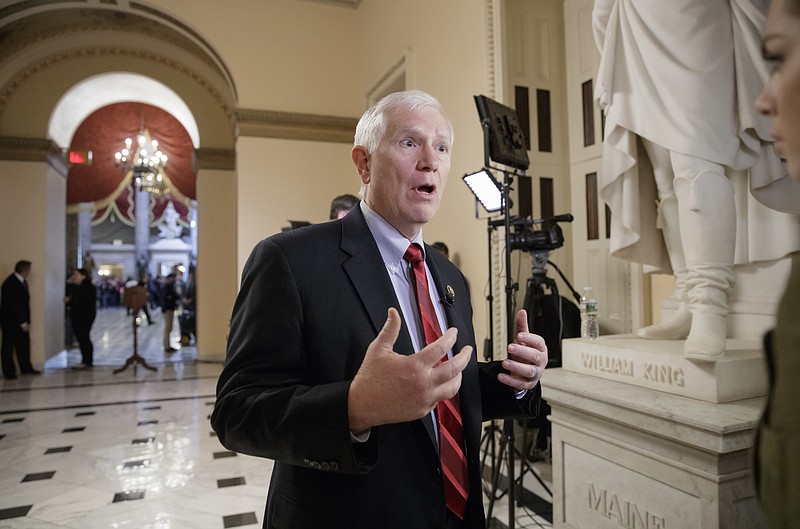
[1,260,39,379]
[211,90,547,529]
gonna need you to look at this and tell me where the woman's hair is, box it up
[785,0,800,15]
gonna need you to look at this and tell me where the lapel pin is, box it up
[443,285,456,306]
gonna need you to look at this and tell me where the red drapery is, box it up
[68,102,195,225]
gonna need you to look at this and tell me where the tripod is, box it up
[524,250,581,369]
[470,94,564,528]
[482,417,552,524]
[114,286,157,375]
[482,241,580,527]
[522,250,580,478]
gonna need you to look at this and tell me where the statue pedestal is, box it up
[544,339,768,529]
[560,335,766,403]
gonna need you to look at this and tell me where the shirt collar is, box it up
[360,202,425,264]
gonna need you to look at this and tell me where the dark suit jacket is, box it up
[67,279,97,326]
[755,253,800,527]
[211,207,541,529]
[0,274,29,329]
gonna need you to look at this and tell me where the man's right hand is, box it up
[347,308,472,434]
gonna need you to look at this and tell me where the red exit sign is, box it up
[68,150,92,166]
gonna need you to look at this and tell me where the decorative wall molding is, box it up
[292,0,361,8]
[236,108,358,144]
[0,1,237,100]
[0,135,68,175]
[0,46,235,128]
[193,148,236,171]
[486,0,498,100]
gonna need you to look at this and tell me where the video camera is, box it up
[494,213,573,254]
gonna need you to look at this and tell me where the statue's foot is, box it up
[635,306,691,340]
[683,312,726,362]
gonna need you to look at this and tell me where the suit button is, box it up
[312,462,322,470]
[303,459,312,467]
[321,462,330,471]
[330,462,339,472]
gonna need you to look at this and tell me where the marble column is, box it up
[66,212,78,272]
[135,188,150,278]
[189,204,198,265]
[77,202,93,271]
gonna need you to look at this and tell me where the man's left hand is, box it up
[497,309,547,391]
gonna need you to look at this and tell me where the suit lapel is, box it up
[340,207,414,356]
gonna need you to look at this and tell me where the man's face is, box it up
[354,106,452,239]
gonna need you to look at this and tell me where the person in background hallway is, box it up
[82,251,95,277]
[1,260,39,379]
[180,268,196,345]
[753,0,800,526]
[329,193,359,220]
[160,273,179,353]
[181,269,195,314]
[432,241,449,259]
[212,90,548,529]
[143,274,159,312]
[65,268,97,370]
[64,272,76,349]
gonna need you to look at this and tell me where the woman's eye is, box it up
[762,49,783,73]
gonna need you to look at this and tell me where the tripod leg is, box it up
[132,353,158,372]
[485,430,507,524]
[113,356,135,375]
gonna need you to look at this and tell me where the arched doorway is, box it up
[63,99,197,276]
[0,2,238,364]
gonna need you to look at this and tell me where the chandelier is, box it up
[114,129,169,195]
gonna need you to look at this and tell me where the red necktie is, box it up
[404,243,468,519]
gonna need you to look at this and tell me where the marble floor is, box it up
[0,307,552,528]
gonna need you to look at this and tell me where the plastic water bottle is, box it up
[580,286,599,339]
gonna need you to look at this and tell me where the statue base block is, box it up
[561,335,767,403]
[543,368,767,529]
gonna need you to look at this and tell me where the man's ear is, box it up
[352,146,370,185]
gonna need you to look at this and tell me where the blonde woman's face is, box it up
[757,0,800,177]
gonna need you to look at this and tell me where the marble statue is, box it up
[593,0,800,360]
[158,201,183,240]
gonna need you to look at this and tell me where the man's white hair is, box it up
[354,90,454,198]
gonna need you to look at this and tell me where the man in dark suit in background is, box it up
[212,90,548,529]
[1,260,39,379]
